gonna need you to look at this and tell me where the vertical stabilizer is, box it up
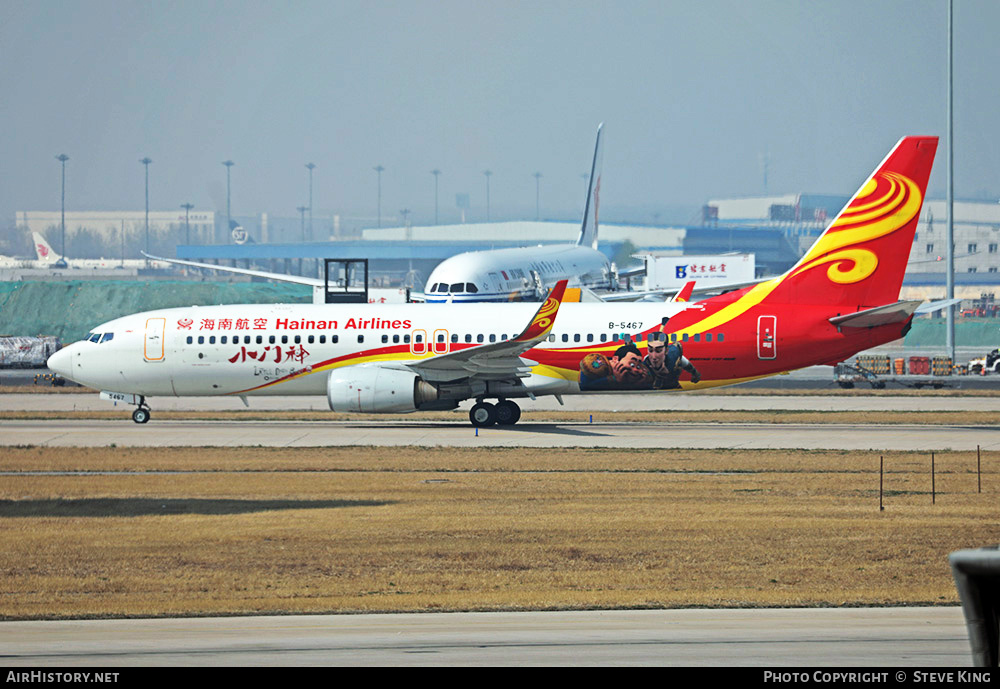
[32,232,62,263]
[761,136,938,307]
[577,123,604,251]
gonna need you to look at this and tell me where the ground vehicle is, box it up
[969,348,1000,375]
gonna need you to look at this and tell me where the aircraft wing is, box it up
[141,252,324,287]
[595,277,765,302]
[406,280,568,383]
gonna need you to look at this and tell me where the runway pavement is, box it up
[3,392,1000,412]
[2,418,998,450]
[0,607,971,666]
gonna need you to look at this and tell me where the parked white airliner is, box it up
[34,233,172,270]
[145,124,634,303]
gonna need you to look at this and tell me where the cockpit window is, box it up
[466,283,478,293]
[450,282,464,292]
[100,333,114,343]
[88,333,100,342]
[436,284,448,293]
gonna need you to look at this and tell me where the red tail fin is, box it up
[768,136,938,307]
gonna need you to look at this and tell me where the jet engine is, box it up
[327,364,443,413]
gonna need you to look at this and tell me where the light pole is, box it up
[297,206,308,242]
[374,165,384,227]
[222,160,234,241]
[181,203,194,245]
[55,154,69,257]
[140,157,152,259]
[431,169,441,224]
[305,162,315,241]
[946,0,956,363]
[533,172,542,220]
[484,170,492,222]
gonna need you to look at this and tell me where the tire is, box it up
[132,408,150,424]
[469,402,497,427]
[495,400,521,425]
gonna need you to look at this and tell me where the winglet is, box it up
[514,279,568,343]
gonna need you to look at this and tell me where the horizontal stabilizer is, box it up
[914,298,963,314]
[828,300,922,328]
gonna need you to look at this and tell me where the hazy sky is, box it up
[2,0,998,227]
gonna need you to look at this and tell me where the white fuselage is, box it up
[423,244,613,303]
[49,301,695,399]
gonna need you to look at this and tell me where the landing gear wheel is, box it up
[132,407,150,424]
[495,400,521,425]
[469,402,497,427]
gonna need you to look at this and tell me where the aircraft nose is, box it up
[47,345,73,378]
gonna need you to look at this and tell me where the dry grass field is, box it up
[1,446,997,620]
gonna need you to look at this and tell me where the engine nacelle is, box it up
[327,364,441,413]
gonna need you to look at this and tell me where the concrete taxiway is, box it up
[2,418,997,450]
[0,607,971,666]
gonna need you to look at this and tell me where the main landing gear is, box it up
[469,399,521,427]
[131,398,151,424]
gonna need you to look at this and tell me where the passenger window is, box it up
[682,333,689,341]
[489,334,496,343]
[415,334,423,343]
[451,334,459,343]
[600,334,607,342]
[281,335,288,344]
[717,333,725,342]
[186,336,193,344]
[574,334,581,342]
[220,336,227,344]
[269,335,276,344]
[358,335,365,343]
[198,336,205,344]
[465,334,472,343]
[437,333,445,343]
[670,333,677,342]
[548,335,555,342]
[332,335,339,344]
[294,335,301,344]
[587,334,593,342]
[319,335,326,344]
[382,334,389,344]
[308,335,314,344]
[403,334,410,344]
[705,333,712,342]
[395,335,401,344]
[562,334,569,342]
[693,334,700,342]
[477,334,484,343]
[209,336,216,344]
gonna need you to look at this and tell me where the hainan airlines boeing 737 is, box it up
[49,136,939,427]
